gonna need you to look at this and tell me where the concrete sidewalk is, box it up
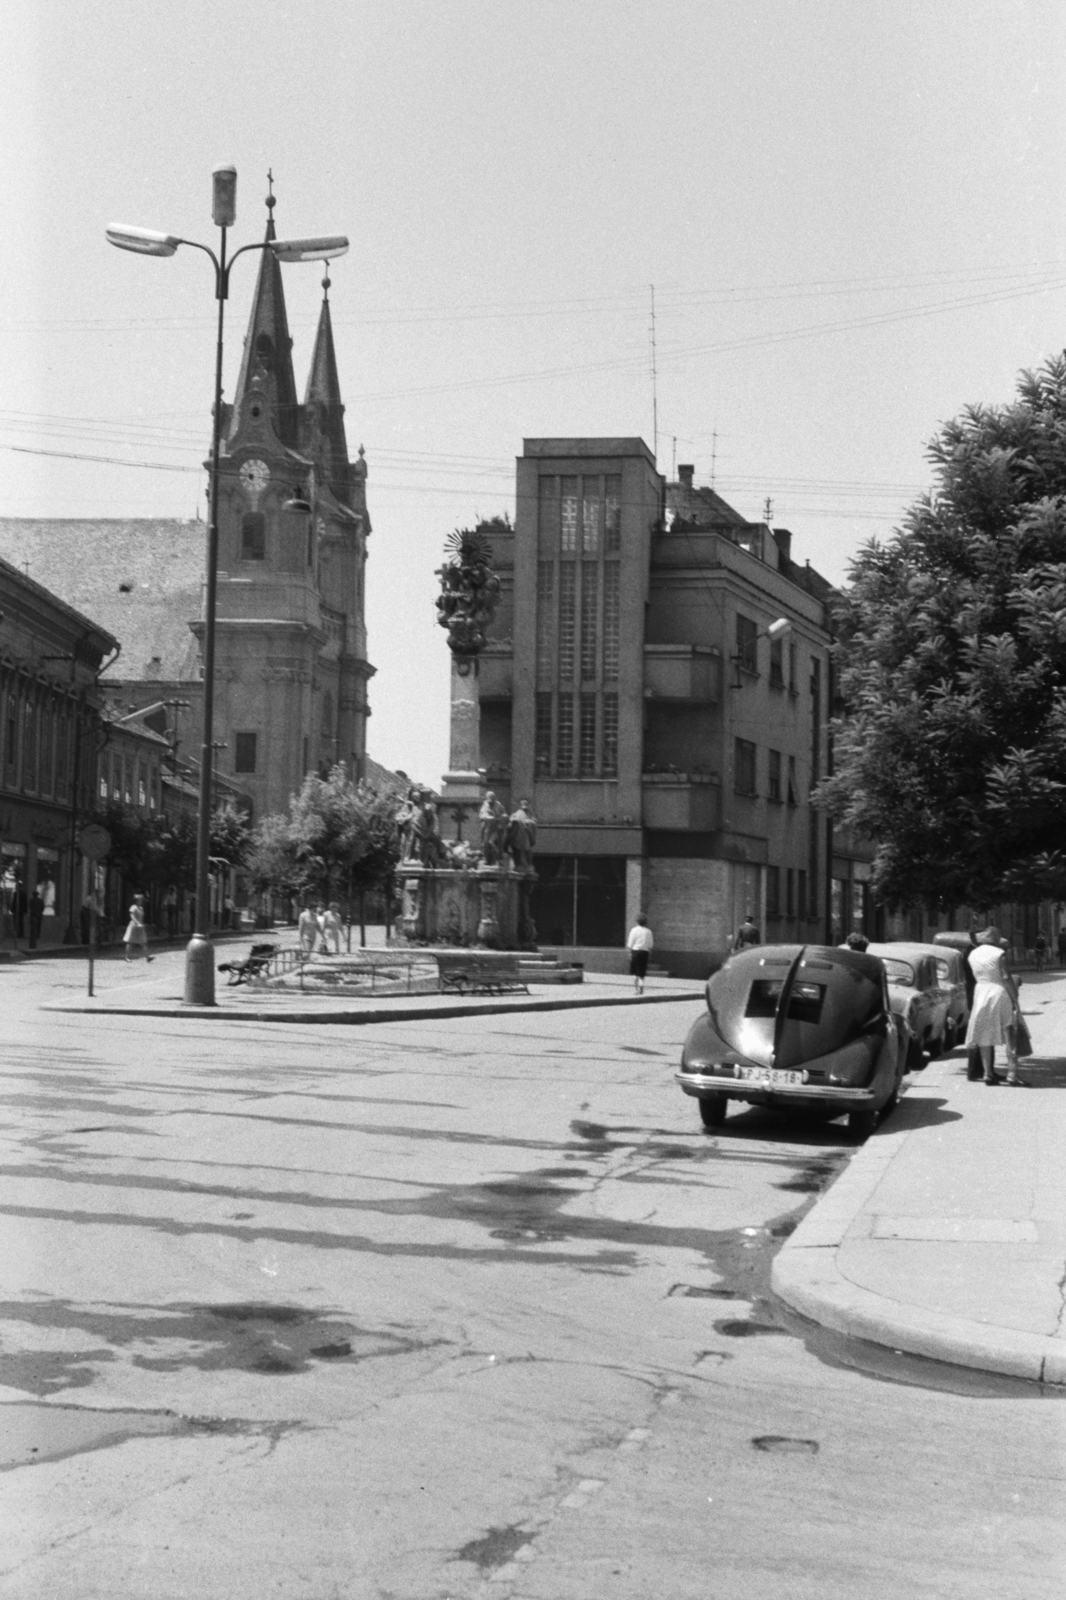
[773,966,1066,1384]
[39,954,704,1025]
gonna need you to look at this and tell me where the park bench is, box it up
[436,952,529,996]
[217,942,278,986]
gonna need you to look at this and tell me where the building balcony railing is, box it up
[643,644,720,702]
[642,770,720,831]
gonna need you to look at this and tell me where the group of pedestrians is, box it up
[298,901,345,956]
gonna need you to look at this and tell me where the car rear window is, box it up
[881,959,916,985]
[745,978,826,1022]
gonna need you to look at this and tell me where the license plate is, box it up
[735,1066,806,1085]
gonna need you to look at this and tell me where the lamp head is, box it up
[212,164,237,227]
[270,235,349,263]
[106,225,180,257]
[766,617,792,640]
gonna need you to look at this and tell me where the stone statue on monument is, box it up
[507,799,537,871]
[478,791,508,864]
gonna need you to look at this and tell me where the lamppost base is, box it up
[183,933,216,1005]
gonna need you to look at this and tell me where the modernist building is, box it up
[478,439,872,975]
[0,192,374,824]
[0,556,118,946]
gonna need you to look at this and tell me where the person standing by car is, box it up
[965,927,1024,1086]
[626,913,654,995]
[732,914,760,953]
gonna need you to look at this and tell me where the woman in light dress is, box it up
[964,926,1024,1086]
[123,894,153,963]
[322,902,344,955]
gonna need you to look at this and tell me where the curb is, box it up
[40,988,705,1026]
[770,1119,1066,1385]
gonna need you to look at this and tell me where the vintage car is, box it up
[905,941,970,1048]
[864,943,952,1068]
[676,944,907,1139]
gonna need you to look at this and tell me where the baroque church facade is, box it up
[0,193,374,825]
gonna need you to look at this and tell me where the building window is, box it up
[137,762,147,808]
[579,694,597,776]
[22,699,37,790]
[536,562,554,663]
[558,564,576,681]
[788,754,798,806]
[582,479,600,553]
[788,640,797,694]
[111,753,121,799]
[786,867,795,918]
[580,563,599,680]
[602,692,618,777]
[768,748,782,802]
[798,869,808,920]
[4,694,16,776]
[241,512,265,559]
[767,865,781,919]
[55,713,68,797]
[603,564,620,678]
[123,759,133,804]
[535,693,552,773]
[735,738,757,796]
[234,732,258,774]
[557,695,574,774]
[561,477,579,553]
[605,474,621,553]
[736,614,758,675]
[769,635,785,689]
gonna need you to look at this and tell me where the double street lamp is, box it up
[107,166,348,1004]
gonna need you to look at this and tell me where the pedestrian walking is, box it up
[964,926,1025,1086]
[322,901,343,955]
[123,894,153,963]
[732,914,760,953]
[27,888,44,949]
[626,913,654,995]
[297,903,320,957]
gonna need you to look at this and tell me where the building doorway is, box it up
[531,855,626,947]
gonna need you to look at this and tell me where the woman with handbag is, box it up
[964,927,1026,1086]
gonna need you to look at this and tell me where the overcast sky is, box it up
[3,0,1066,782]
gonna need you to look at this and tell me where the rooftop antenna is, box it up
[710,429,718,490]
[671,435,677,479]
[649,284,658,465]
[763,496,774,526]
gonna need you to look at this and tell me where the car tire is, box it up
[848,1106,878,1140]
[698,1093,728,1129]
[905,1036,925,1074]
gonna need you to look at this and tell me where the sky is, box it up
[3,0,1066,783]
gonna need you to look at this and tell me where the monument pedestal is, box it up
[394,862,537,950]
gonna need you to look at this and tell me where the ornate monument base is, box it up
[392,862,537,951]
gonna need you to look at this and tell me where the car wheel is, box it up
[905,1035,925,1073]
[943,1020,956,1052]
[698,1093,728,1129]
[847,1107,878,1140]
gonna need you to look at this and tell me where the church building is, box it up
[0,189,374,824]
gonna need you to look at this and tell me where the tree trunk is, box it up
[359,888,366,948]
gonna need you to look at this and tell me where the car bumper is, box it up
[675,1070,877,1106]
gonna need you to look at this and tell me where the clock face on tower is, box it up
[239,458,270,499]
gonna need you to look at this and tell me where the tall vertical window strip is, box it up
[558,564,576,680]
[579,694,597,776]
[582,479,600,553]
[560,477,579,553]
[536,562,554,665]
[557,694,574,774]
[580,562,599,680]
[538,477,559,548]
[535,693,552,772]
[602,693,618,775]
[603,564,620,679]
[605,474,621,552]
[22,700,36,789]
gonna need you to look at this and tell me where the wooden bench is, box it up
[436,952,529,996]
[217,942,278,986]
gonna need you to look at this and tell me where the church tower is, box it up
[204,183,375,821]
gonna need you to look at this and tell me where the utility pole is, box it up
[649,284,658,465]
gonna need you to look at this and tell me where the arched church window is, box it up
[241,513,265,560]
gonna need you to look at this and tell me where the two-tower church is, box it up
[0,191,375,824]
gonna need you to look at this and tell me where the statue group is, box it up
[396,785,537,872]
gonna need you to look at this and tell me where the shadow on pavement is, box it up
[880,1095,962,1130]
[1013,1056,1066,1089]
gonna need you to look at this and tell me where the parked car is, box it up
[933,931,976,1011]
[904,941,970,1048]
[676,943,907,1139]
[864,943,952,1069]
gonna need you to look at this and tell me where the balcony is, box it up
[643,644,719,702]
[642,770,720,831]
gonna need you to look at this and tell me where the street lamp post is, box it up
[107,166,348,1004]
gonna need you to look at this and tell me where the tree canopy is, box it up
[821,352,1066,910]
[246,765,402,908]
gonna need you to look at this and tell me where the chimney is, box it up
[771,527,792,566]
[678,463,694,489]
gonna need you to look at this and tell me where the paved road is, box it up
[1,952,1063,1598]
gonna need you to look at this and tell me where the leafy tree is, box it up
[210,800,252,868]
[245,812,305,902]
[821,352,1066,910]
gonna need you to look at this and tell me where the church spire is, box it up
[304,265,350,501]
[229,174,299,447]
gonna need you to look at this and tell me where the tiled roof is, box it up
[0,519,205,682]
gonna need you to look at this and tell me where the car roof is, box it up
[867,941,941,962]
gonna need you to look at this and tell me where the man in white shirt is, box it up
[626,913,654,994]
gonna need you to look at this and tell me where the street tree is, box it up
[821,352,1066,910]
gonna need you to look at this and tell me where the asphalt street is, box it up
[1,949,1063,1599]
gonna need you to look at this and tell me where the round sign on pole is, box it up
[78,823,112,861]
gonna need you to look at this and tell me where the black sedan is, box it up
[676,943,907,1139]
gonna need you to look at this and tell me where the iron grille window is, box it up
[558,564,576,681]
[582,479,600,553]
[603,564,620,679]
[605,474,621,552]
[736,613,758,675]
[734,737,757,795]
[535,693,552,773]
[557,694,574,774]
[602,693,618,776]
[561,477,579,553]
[768,748,782,802]
[580,562,599,680]
[536,561,554,664]
[579,694,597,776]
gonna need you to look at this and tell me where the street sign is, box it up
[78,823,112,861]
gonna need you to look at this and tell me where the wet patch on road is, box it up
[752,1434,819,1454]
[714,1318,787,1338]
[454,1522,537,1572]
[0,1400,301,1471]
